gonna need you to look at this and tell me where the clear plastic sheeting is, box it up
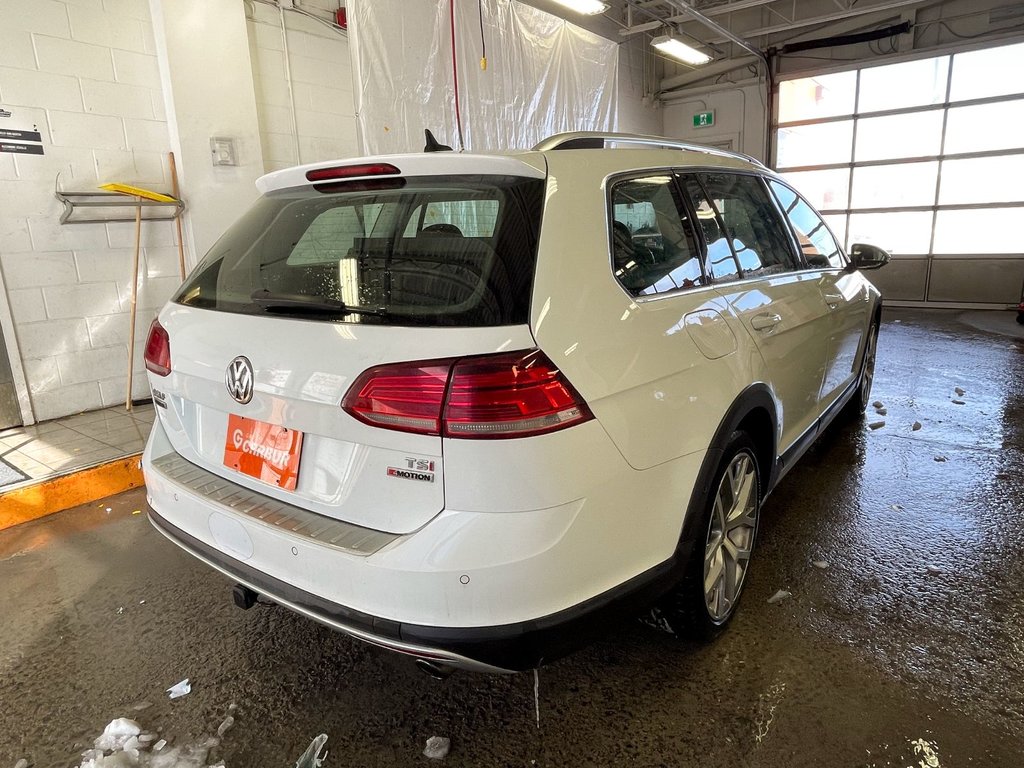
[349,0,618,154]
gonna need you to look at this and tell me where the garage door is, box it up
[773,40,1024,307]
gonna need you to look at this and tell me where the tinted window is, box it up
[174,176,543,327]
[403,200,500,238]
[769,180,845,268]
[697,173,798,279]
[609,174,705,297]
[681,177,741,282]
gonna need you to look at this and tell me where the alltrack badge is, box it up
[225,356,254,404]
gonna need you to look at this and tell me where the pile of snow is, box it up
[75,716,225,768]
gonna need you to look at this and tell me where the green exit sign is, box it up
[693,111,715,128]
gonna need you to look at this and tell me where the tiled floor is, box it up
[0,403,154,487]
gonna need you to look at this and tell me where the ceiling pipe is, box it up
[658,55,759,92]
[700,0,791,17]
[619,0,782,36]
[701,0,929,40]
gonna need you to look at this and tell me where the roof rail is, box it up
[531,131,767,169]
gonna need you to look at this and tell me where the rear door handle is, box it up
[824,293,844,307]
[750,313,782,331]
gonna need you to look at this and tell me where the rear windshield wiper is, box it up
[249,289,388,317]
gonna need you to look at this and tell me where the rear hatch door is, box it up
[151,161,545,535]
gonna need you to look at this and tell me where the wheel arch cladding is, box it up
[677,383,777,556]
[735,407,774,498]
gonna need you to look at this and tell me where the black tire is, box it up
[658,431,761,640]
[844,319,879,419]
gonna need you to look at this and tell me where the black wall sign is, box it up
[0,128,41,141]
[0,142,44,155]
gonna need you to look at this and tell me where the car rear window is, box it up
[173,175,544,327]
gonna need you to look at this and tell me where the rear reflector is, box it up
[144,320,171,376]
[341,349,592,439]
[305,163,401,182]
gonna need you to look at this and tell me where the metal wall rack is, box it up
[55,179,185,224]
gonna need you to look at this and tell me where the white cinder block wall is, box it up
[247,1,358,171]
[0,0,180,421]
[0,0,353,425]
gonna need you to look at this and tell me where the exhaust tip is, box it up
[415,658,456,680]
[232,584,259,610]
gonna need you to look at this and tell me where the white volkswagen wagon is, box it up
[142,132,887,673]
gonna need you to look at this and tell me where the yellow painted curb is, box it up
[0,454,144,531]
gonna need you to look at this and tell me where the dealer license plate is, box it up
[223,414,303,491]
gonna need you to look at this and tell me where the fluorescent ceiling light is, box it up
[651,35,712,66]
[549,0,610,15]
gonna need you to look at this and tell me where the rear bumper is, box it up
[147,505,682,672]
[142,411,705,670]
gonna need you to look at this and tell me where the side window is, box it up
[609,174,706,297]
[679,176,742,282]
[696,173,799,280]
[769,180,845,269]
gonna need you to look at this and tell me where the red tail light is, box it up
[144,320,171,376]
[443,350,592,437]
[341,361,451,434]
[341,349,592,439]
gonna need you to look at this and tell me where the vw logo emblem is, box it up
[225,356,254,405]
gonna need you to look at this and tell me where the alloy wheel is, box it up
[859,326,878,410]
[703,451,758,623]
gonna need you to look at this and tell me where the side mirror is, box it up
[848,243,891,271]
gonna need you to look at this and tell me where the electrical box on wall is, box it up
[210,137,238,166]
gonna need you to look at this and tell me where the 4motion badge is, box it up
[387,457,436,483]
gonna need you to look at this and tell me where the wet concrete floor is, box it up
[2,308,1023,767]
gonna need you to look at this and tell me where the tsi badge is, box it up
[387,457,436,483]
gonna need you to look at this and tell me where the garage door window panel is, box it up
[944,100,1024,154]
[933,208,1024,254]
[848,212,933,255]
[776,121,854,168]
[939,156,1024,205]
[777,71,857,123]
[854,111,944,162]
[609,174,706,297]
[851,162,940,209]
[949,41,1024,101]
[857,56,949,113]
